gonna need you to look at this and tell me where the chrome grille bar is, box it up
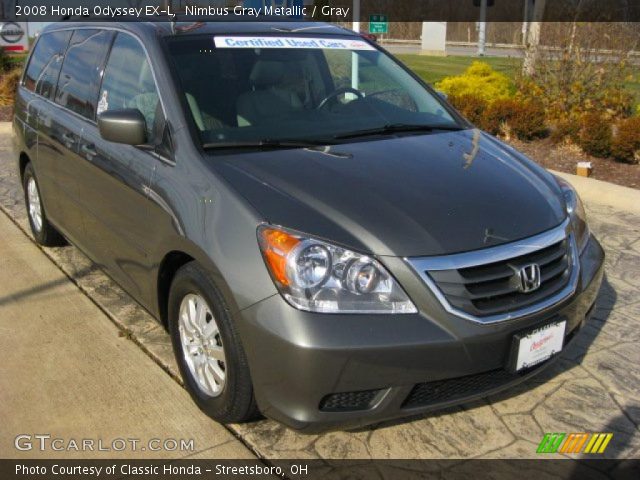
[405,219,580,324]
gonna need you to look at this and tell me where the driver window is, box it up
[99,33,161,142]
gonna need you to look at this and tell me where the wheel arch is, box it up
[157,250,196,328]
[19,151,31,183]
[156,242,245,326]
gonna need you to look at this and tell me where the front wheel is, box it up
[168,262,259,423]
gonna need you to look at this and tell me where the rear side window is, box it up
[55,29,114,120]
[23,30,72,98]
[99,33,160,140]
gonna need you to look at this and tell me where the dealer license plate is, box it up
[512,321,566,372]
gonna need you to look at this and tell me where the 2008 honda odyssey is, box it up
[13,21,604,432]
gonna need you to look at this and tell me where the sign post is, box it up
[352,0,362,92]
[352,0,360,33]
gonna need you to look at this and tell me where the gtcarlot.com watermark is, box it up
[14,434,195,453]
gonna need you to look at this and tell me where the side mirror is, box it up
[436,90,448,100]
[98,109,147,146]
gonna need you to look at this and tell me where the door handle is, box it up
[81,144,97,158]
[61,133,75,145]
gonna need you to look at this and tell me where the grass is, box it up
[625,78,640,110]
[396,54,521,85]
[396,54,640,108]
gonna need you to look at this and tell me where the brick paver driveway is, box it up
[1,123,638,459]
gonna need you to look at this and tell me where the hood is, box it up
[210,129,566,257]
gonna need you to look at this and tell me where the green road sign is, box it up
[369,14,388,34]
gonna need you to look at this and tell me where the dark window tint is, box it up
[55,29,114,119]
[99,33,159,140]
[23,30,71,98]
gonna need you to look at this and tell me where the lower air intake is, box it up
[403,366,543,409]
[319,389,381,412]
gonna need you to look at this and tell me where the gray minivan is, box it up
[13,21,604,432]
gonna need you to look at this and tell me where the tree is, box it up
[520,22,639,122]
[522,0,546,76]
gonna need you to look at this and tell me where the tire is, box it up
[23,163,65,247]
[168,262,259,423]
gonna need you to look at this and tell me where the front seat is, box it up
[236,60,303,127]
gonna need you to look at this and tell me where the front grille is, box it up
[319,389,381,412]
[427,238,572,317]
[402,366,541,409]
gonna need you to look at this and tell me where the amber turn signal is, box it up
[258,227,300,286]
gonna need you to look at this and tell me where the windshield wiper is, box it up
[333,123,465,140]
[202,138,333,150]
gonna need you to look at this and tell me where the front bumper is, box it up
[237,235,605,433]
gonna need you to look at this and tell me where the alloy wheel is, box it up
[27,177,43,233]
[178,293,226,397]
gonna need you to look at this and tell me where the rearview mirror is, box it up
[98,109,147,146]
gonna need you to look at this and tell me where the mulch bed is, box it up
[508,137,640,190]
[0,106,13,122]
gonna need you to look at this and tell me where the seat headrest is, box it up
[250,60,285,88]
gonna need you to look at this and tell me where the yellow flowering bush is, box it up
[435,62,514,103]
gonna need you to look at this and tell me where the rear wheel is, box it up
[168,262,259,423]
[23,163,65,246]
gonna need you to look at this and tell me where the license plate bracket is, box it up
[508,320,567,373]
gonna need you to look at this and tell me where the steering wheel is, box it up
[316,86,365,110]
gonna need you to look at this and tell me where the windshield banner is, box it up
[214,36,376,50]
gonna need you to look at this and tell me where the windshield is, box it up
[165,35,463,148]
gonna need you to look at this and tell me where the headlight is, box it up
[556,177,589,252]
[257,225,417,314]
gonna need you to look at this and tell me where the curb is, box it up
[551,169,640,216]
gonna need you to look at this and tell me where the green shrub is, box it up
[577,112,612,158]
[611,116,640,164]
[484,98,547,140]
[435,61,513,103]
[448,94,488,127]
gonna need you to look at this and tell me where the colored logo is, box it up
[537,432,613,454]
